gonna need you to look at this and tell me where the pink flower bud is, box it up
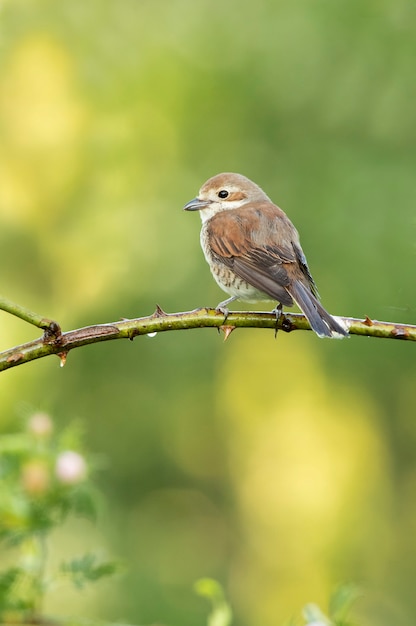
[27,412,53,438]
[55,451,87,485]
[22,460,50,495]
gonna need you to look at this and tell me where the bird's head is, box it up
[183,172,270,222]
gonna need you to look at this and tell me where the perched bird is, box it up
[184,172,347,338]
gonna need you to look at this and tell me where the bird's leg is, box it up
[216,296,238,323]
[271,302,283,338]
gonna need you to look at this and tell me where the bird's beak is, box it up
[183,197,212,211]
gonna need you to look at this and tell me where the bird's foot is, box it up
[216,304,230,323]
[271,303,283,338]
[215,296,238,324]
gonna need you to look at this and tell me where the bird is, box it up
[183,172,347,338]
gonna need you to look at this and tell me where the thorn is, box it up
[363,316,374,326]
[153,304,167,317]
[219,325,236,342]
[57,351,68,367]
[127,327,137,341]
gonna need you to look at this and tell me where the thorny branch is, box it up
[0,298,414,373]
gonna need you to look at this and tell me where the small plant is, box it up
[0,412,118,623]
[195,578,233,626]
[195,579,360,626]
[302,583,361,625]
[0,414,361,626]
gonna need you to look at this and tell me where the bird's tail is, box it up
[289,281,348,338]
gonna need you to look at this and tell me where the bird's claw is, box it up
[215,296,237,324]
[272,303,283,338]
[216,305,230,324]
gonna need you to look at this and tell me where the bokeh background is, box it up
[1,1,415,624]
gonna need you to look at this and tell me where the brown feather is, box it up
[207,203,316,306]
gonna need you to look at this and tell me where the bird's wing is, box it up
[292,242,319,298]
[207,205,303,305]
[206,203,345,338]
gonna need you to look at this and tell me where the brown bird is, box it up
[184,172,347,338]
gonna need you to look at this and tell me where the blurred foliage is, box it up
[0,413,118,622]
[0,1,415,625]
[194,579,360,626]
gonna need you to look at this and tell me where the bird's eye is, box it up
[218,189,229,199]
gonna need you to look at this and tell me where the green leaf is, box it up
[329,584,361,622]
[0,566,39,612]
[60,554,119,589]
[0,434,32,455]
[0,568,20,609]
[303,603,332,625]
[67,485,98,521]
[194,578,233,626]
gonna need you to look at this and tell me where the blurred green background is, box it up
[0,1,415,624]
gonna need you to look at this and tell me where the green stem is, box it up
[20,534,48,621]
[0,296,61,339]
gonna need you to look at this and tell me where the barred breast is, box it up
[200,221,270,302]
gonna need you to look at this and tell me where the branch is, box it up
[0,295,62,340]
[0,300,415,372]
